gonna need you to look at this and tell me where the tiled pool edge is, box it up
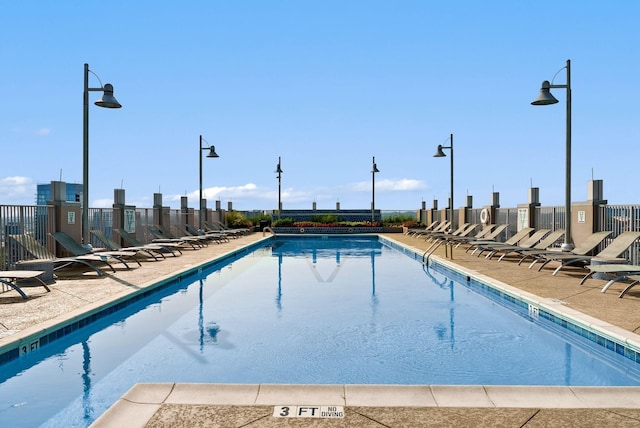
[380,235,640,365]
[0,236,273,366]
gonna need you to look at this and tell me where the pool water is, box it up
[1,236,639,427]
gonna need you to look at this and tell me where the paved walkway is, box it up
[2,231,640,427]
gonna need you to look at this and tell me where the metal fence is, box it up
[3,203,640,288]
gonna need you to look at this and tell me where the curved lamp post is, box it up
[371,156,380,223]
[276,156,283,217]
[83,63,122,245]
[199,135,219,230]
[531,59,573,251]
[433,133,454,232]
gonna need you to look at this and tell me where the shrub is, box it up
[383,214,418,226]
[273,217,294,227]
[311,214,342,224]
[224,211,253,228]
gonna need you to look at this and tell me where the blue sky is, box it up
[1,1,639,211]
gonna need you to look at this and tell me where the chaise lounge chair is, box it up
[490,229,565,262]
[531,231,639,275]
[405,220,439,237]
[518,231,612,269]
[9,233,117,276]
[50,232,142,269]
[481,228,551,259]
[413,221,451,238]
[206,220,251,236]
[0,270,50,299]
[91,229,171,261]
[441,224,501,248]
[468,227,534,256]
[453,224,509,251]
[146,225,205,249]
[179,224,229,244]
[579,263,640,297]
[424,223,474,243]
[115,229,183,256]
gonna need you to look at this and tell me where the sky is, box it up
[1,1,639,212]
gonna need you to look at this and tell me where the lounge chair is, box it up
[424,223,472,242]
[50,232,142,269]
[115,229,183,256]
[202,221,243,238]
[206,220,250,236]
[146,225,205,249]
[176,224,228,244]
[91,229,170,260]
[518,231,612,269]
[579,263,640,297]
[490,229,565,262]
[9,233,117,276]
[185,224,230,243]
[453,224,509,251]
[532,231,638,275]
[469,227,534,256]
[481,229,551,259]
[413,221,451,238]
[441,224,500,248]
[426,223,478,243]
[0,270,50,299]
[405,220,439,236]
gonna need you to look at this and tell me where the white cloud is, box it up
[348,178,427,192]
[0,176,36,204]
[92,198,113,208]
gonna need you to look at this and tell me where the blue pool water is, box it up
[1,236,640,427]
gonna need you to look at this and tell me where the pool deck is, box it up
[3,231,640,427]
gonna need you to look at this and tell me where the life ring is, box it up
[299,228,305,233]
[480,208,491,225]
[348,227,354,233]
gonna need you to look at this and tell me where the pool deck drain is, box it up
[2,232,640,427]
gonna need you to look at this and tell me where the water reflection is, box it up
[423,265,455,348]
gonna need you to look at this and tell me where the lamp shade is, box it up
[372,163,379,173]
[531,80,559,105]
[94,83,122,108]
[206,146,219,158]
[433,145,446,157]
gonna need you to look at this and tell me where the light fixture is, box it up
[199,135,219,230]
[433,133,454,232]
[275,157,283,217]
[531,59,573,251]
[83,63,122,245]
[371,156,380,223]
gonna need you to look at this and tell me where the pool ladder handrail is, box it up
[263,226,275,236]
[422,237,454,265]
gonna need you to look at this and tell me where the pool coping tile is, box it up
[430,385,495,407]
[254,384,346,405]
[345,384,436,406]
[165,383,261,405]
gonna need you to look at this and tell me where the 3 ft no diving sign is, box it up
[273,405,344,418]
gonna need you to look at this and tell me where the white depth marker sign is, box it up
[273,405,345,418]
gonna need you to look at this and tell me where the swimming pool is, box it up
[1,235,639,427]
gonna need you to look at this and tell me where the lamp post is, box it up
[199,135,219,230]
[83,63,122,245]
[433,133,454,232]
[371,156,380,223]
[275,156,283,217]
[531,59,573,251]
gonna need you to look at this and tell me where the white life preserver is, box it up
[480,208,491,225]
[299,228,305,233]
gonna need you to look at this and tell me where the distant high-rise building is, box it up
[36,183,83,206]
